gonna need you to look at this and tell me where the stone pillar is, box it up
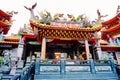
[95,37,103,60]
[85,40,90,60]
[41,38,46,59]
[17,41,24,60]
[96,46,102,60]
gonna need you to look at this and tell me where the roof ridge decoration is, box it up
[24,2,37,20]
[29,10,102,29]
[116,5,120,14]
[23,2,104,30]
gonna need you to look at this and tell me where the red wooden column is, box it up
[41,38,46,59]
[85,40,90,60]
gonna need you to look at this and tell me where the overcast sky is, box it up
[0,0,119,35]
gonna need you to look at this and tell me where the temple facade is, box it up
[24,10,120,64]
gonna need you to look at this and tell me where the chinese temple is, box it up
[0,4,120,79]
[18,3,120,80]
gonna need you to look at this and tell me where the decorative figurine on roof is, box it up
[39,10,52,25]
[53,13,64,22]
[67,14,76,23]
[24,2,37,21]
[96,9,108,22]
[18,24,34,35]
[5,11,18,23]
[116,5,120,14]
[76,14,91,28]
[6,11,18,16]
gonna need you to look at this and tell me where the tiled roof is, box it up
[4,36,20,42]
[102,12,120,26]
[0,41,18,44]
[101,45,120,51]
[30,21,102,42]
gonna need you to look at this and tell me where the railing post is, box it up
[110,59,116,73]
[60,59,65,75]
[90,59,96,74]
[35,58,40,75]
[17,39,24,60]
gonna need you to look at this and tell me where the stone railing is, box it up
[34,59,118,80]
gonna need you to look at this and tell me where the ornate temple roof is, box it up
[30,20,102,42]
[4,36,20,42]
[0,10,12,34]
[23,3,102,43]
[101,12,120,38]
[0,10,18,49]
[102,13,119,26]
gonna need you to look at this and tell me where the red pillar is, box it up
[41,38,46,59]
[85,40,90,60]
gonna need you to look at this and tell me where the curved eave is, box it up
[0,21,11,34]
[4,37,20,42]
[101,45,120,52]
[0,9,12,17]
[101,24,120,33]
[102,12,120,26]
[0,41,19,44]
[0,41,19,49]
